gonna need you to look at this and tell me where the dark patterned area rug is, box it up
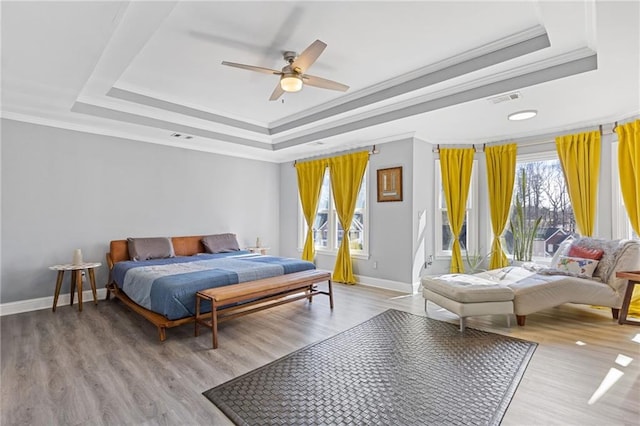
[203,309,536,426]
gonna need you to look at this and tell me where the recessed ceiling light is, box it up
[508,110,537,121]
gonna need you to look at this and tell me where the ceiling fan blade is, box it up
[291,40,326,73]
[221,61,281,75]
[302,74,349,92]
[269,81,285,101]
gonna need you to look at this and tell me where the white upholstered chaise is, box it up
[422,238,640,328]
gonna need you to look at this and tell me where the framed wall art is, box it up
[377,167,403,202]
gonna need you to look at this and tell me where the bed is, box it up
[105,234,317,340]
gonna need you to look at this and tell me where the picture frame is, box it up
[377,167,403,202]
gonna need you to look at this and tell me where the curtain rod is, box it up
[293,145,379,167]
[432,144,482,154]
[431,114,639,153]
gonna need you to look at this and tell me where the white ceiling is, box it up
[2,1,639,163]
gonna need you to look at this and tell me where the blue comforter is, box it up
[112,251,315,320]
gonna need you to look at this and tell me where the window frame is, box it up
[297,166,370,259]
[434,159,478,258]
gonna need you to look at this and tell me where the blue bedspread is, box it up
[111,251,316,320]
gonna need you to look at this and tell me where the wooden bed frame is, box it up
[105,235,329,342]
[105,235,208,341]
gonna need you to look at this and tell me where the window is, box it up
[505,152,575,260]
[299,167,369,256]
[434,160,478,257]
[612,141,639,240]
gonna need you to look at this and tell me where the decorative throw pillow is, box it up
[555,256,600,278]
[127,237,175,261]
[572,238,620,280]
[568,245,604,260]
[201,233,240,254]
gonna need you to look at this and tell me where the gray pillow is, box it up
[201,233,240,254]
[127,237,175,261]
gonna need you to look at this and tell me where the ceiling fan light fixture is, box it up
[280,74,303,92]
[508,110,538,121]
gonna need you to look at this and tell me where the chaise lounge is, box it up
[422,238,640,329]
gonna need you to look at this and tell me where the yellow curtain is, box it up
[555,130,601,236]
[440,148,475,273]
[485,144,517,269]
[328,151,368,284]
[295,159,328,261]
[616,120,640,236]
[616,119,640,316]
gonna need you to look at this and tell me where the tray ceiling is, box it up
[1,1,638,162]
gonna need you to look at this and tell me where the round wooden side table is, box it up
[48,262,101,312]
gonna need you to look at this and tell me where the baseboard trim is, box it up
[0,288,108,316]
[354,274,413,294]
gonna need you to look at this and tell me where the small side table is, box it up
[49,262,101,312]
[615,271,640,326]
[247,247,269,255]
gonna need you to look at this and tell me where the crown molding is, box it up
[70,101,274,150]
[107,87,270,134]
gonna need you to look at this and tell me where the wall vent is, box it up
[488,92,522,104]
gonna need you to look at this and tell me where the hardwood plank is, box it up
[1,283,638,425]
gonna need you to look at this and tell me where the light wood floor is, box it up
[1,283,639,425]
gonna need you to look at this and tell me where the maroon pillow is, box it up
[568,245,604,260]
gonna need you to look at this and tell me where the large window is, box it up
[505,152,575,260]
[434,160,478,257]
[299,167,369,256]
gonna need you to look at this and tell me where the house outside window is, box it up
[434,160,478,257]
[299,167,369,257]
[504,152,576,260]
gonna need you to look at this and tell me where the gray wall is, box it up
[1,119,280,303]
[279,138,416,290]
[412,138,435,283]
[1,118,620,304]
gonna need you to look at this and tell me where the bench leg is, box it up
[307,285,313,303]
[212,302,218,349]
[158,327,166,341]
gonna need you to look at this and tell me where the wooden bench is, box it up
[195,270,333,349]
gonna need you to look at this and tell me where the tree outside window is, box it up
[505,157,576,259]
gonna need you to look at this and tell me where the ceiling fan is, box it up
[221,39,349,101]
